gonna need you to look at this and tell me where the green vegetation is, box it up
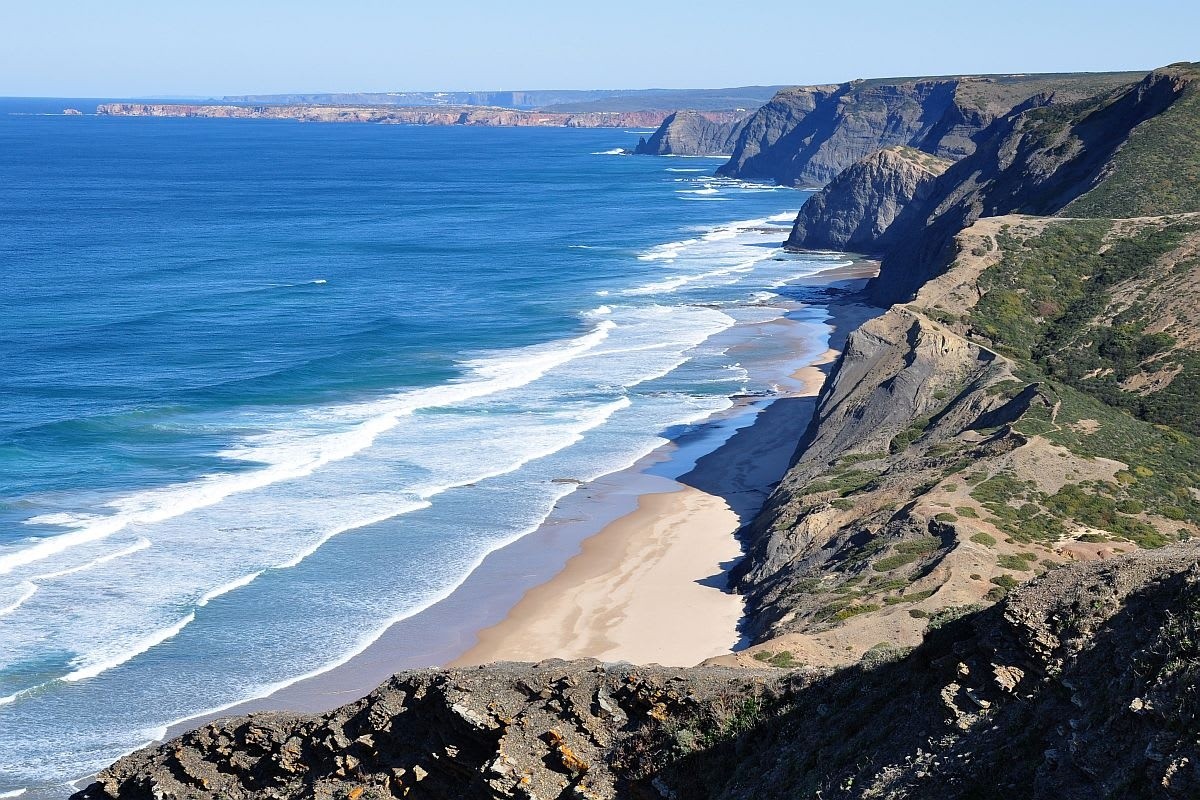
[752,650,799,668]
[1067,72,1200,218]
[889,416,933,453]
[872,537,942,572]
[996,553,1038,571]
[987,573,1022,601]
[969,531,997,546]
[935,512,958,522]
[883,588,937,605]
[928,603,984,630]
[805,468,882,498]
[833,603,882,621]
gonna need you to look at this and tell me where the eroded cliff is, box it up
[714,72,1140,186]
[631,110,747,156]
[786,146,952,252]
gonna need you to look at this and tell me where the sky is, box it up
[1,0,1197,97]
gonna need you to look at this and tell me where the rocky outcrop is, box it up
[74,551,1200,799]
[786,146,952,252]
[74,661,784,800]
[868,64,1198,305]
[716,72,1140,186]
[94,104,744,129]
[632,110,748,156]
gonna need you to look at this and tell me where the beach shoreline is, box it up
[161,267,879,735]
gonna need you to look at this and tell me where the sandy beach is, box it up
[455,279,876,668]
[164,276,879,732]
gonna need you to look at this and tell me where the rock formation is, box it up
[631,110,747,156]
[867,64,1199,305]
[786,146,952,252]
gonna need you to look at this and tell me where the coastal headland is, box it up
[94,103,745,129]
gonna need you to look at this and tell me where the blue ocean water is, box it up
[0,101,839,792]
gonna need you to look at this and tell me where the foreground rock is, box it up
[74,550,1200,799]
[74,662,783,800]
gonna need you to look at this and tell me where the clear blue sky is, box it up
[2,0,1197,97]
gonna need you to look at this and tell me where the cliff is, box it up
[867,63,1200,304]
[94,104,745,129]
[785,146,952,252]
[715,72,1141,186]
[632,110,748,156]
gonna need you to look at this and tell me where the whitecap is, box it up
[2,321,617,576]
[32,538,152,581]
[196,571,264,607]
[0,582,37,618]
[62,612,196,683]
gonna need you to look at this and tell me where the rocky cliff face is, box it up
[868,64,1199,305]
[632,110,747,156]
[715,72,1141,187]
[786,146,952,252]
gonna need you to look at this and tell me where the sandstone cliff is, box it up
[715,72,1140,186]
[786,146,952,252]
[632,110,747,156]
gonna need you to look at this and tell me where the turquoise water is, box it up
[0,103,839,792]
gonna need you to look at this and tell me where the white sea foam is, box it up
[590,148,627,156]
[32,538,152,581]
[665,167,705,172]
[197,571,264,607]
[0,582,36,618]
[2,322,617,577]
[62,612,196,683]
[0,789,27,798]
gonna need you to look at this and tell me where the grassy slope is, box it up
[1067,65,1200,217]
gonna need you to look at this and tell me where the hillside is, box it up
[713,71,1141,185]
[868,63,1200,305]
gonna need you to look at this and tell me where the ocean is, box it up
[0,101,839,793]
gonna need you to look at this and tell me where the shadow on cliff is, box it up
[648,562,1200,800]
